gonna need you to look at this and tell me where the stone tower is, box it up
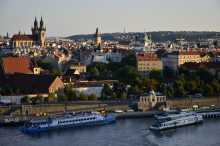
[95,27,101,46]
[31,17,39,43]
[31,17,46,47]
[144,33,152,51]
[38,17,46,47]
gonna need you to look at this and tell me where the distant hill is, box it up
[66,31,220,42]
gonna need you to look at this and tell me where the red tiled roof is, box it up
[11,34,33,41]
[137,53,160,61]
[170,51,202,56]
[1,56,33,75]
[0,74,61,95]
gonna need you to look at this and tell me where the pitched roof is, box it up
[137,53,160,61]
[170,51,202,56]
[0,74,60,95]
[1,56,34,75]
[11,34,33,41]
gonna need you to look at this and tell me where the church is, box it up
[11,17,46,48]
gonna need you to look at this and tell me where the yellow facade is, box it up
[137,60,162,72]
[70,64,87,73]
[138,90,166,111]
[12,40,33,48]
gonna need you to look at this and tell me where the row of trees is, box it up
[57,86,98,101]
[87,52,220,99]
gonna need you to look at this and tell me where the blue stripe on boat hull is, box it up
[21,116,116,134]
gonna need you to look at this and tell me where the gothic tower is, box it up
[95,27,101,46]
[38,17,46,47]
[144,33,152,51]
[31,17,39,43]
[31,17,46,47]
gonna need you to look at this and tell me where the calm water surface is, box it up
[0,118,220,146]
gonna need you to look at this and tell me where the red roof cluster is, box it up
[137,53,160,61]
[171,51,202,56]
[11,34,33,41]
[1,56,33,75]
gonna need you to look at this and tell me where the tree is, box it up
[64,87,78,101]
[21,96,31,104]
[101,84,113,100]
[79,92,88,100]
[88,66,100,79]
[128,85,142,96]
[115,65,140,85]
[163,67,176,79]
[119,92,127,100]
[173,80,186,97]
[88,94,97,100]
[211,80,220,96]
[149,70,163,81]
[185,80,198,94]
[37,60,53,71]
[121,52,137,67]
[197,68,213,82]
[143,78,159,91]
[203,84,214,96]
[57,94,68,102]
[45,93,57,103]
[165,86,174,98]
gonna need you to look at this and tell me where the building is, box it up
[72,81,104,97]
[162,51,210,70]
[66,63,86,74]
[95,27,101,46]
[181,62,220,80]
[117,40,131,50]
[11,17,46,48]
[0,75,64,103]
[132,33,152,52]
[93,52,109,64]
[137,52,162,76]
[138,90,166,111]
[1,56,40,75]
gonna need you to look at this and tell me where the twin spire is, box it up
[33,16,46,30]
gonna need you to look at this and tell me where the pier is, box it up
[1,109,220,126]
[199,112,220,119]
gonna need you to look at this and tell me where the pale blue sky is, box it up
[0,0,220,37]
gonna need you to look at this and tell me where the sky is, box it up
[0,0,220,37]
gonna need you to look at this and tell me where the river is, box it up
[0,118,220,146]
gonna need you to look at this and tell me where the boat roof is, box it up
[155,112,196,120]
[30,111,101,123]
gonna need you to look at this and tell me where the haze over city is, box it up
[1,0,220,36]
[1,0,220,146]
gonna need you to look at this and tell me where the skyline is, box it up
[1,0,220,37]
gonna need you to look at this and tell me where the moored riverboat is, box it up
[21,111,116,134]
[150,112,203,131]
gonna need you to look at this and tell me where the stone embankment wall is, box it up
[0,104,129,116]
[167,97,220,109]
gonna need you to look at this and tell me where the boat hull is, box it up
[150,119,203,131]
[21,115,116,134]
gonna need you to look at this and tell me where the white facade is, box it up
[138,90,166,111]
[73,86,103,97]
[162,51,210,70]
[93,53,108,64]
[107,52,122,62]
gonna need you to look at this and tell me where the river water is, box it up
[0,118,220,146]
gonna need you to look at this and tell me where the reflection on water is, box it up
[0,118,220,146]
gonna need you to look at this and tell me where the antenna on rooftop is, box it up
[123,26,126,34]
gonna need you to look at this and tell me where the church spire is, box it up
[40,16,44,29]
[95,27,101,46]
[34,17,38,29]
